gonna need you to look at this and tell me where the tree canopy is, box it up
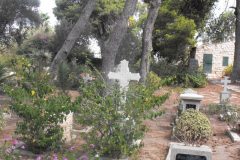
[0,0,41,47]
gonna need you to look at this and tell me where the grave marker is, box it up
[220,76,231,104]
[179,89,204,112]
[108,59,140,92]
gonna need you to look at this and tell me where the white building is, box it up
[193,41,235,79]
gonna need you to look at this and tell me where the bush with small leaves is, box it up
[4,59,75,153]
[175,109,212,146]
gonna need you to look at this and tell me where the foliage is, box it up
[152,0,217,63]
[76,69,168,158]
[206,104,224,115]
[57,62,71,91]
[0,109,5,132]
[203,11,235,43]
[153,6,196,62]
[180,71,208,88]
[166,0,218,28]
[3,59,75,153]
[224,105,240,131]
[54,0,125,39]
[224,65,233,76]
[175,109,212,145]
[152,60,207,88]
[0,0,41,46]
[0,138,21,160]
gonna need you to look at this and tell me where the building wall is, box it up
[195,41,234,78]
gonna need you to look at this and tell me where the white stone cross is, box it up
[108,60,140,91]
[221,76,231,92]
[81,73,93,83]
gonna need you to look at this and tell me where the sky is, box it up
[39,0,57,26]
[40,0,237,26]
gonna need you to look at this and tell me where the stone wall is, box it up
[196,41,234,78]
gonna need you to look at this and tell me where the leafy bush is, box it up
[224,65,233,76]
[57,62,72,91]
[76,70,168,158]
[175,109,212,145]
[224,105,240,131]
[4,61,75,153]
[152,59,207,88]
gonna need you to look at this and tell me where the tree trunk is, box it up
[101,0,138,78]
[140,0,161,83]
[231,1,240,82]
[50,0,97,77]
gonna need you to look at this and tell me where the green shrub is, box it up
[146,71,162,90]
[57,62,71,91]
[76,71,168,158]
[224,65,233,76]
[4,61,75,153]
[175,109,212,145]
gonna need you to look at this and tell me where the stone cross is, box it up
[82,73,93,83]
[221,76,231,92]
[108,60,140,92]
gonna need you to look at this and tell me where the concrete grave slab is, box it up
[166,142,212,160]
[227,129,240,142]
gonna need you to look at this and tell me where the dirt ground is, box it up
[0,84,240,160]
[138,84,240,160]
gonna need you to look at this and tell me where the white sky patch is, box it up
[89,38,101,58]
[39,0,57,26]
[214,0,236,17]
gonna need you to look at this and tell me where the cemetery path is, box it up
[138,91,179,160]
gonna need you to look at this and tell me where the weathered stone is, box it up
[179,89,204,112]
[227,129,240,142]
[166,142,212,160]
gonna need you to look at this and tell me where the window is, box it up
[222,57,229,66]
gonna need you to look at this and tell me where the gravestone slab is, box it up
[166,143,212,160]
[179,89,204,112]
[227,129,240,142]
[60,112,73,143]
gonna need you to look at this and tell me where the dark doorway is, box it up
[176,154,207,160]
[203,54,213,73]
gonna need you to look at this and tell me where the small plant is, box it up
[175,109,212,146]
[224,65,233,76]
[4,60,75,153]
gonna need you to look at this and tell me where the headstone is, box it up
[108,59,141,146]
[166,142,212,160]
[108,59,140,92]
[220,76,231,104]
[179,89,204,112]
[60,112,73,143]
